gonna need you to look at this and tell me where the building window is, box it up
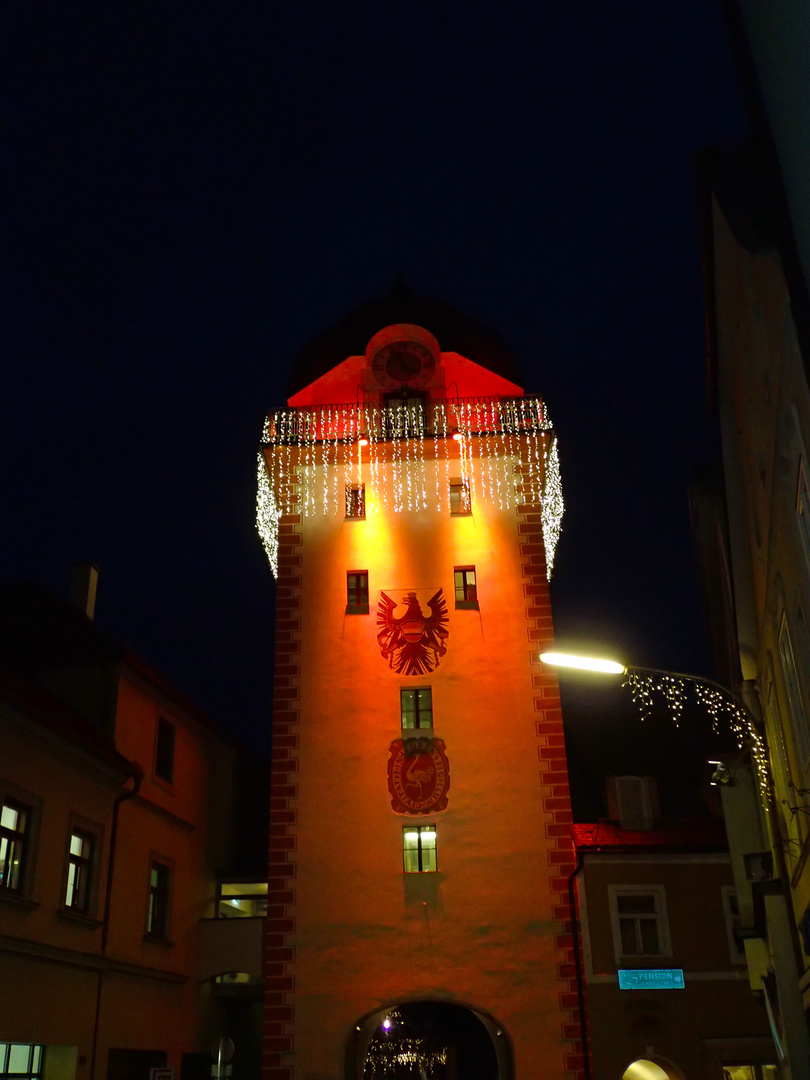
[401,688,433,730]
[797,460,810,577]
[147,860,171,939]
[609,886,670,961]
[346,571,369,614]
[606,776,656,830]
[0,800,29,893]
[65,829,94,912]
[0,1044,44,1080]
[217,881,268,918]
[454,566,478,609]
[778,613,810,774]
[449,479,471,515]
[403,825,437,873]
[721,886,746,964]
[345,483,366,519]
[722,1067,778,1080]
[154,717,175,784]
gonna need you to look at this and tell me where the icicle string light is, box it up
[258,395,564,578]
[623,669,770,796]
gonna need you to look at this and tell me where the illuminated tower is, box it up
[257,300,582,1080]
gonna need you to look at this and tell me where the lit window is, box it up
[154,717,175,784]
[454,567,477,608]
[346,571,369,614]
[722,1067,778,1080]
[778,613,810,774]
[217,881,268,918]
[449,480,471,515]
[65,829,93,911]
[0,800,28,893]
[345,484,366,519]
[401,688,433,729]
[403,825,437,873]
[147,861,171,938]
[0,1044,44,1080]
[609,886,670,960]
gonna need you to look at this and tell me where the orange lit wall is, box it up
[265,430,583,1079]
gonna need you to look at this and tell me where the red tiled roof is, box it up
[572,819,728,852]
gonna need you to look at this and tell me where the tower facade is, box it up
[257,311,582,1080]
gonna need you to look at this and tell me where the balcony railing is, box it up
[261,395,551,445]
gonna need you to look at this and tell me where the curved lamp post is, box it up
[538,651,769,785]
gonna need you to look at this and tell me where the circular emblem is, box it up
[387,737,450,815]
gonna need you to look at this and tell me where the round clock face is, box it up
[371,340,436,388]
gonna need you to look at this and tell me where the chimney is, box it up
[71,563,99,620]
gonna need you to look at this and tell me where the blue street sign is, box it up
[618,968,685,990]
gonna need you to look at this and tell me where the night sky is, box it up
[3,4,748,755]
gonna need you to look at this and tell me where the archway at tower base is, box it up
[622,1058,686,1080]
[350,1000,511,1080]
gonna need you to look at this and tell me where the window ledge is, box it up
[57,908,102,929]
[0,890,39,911]
[345,605,370,615]
[143,933,175,948]
[344,516,366,522]
[455,600,479,610]
[450,512,472,517]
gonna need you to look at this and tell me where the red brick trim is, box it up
[263,500,301,1080]
[516,482,591,1080]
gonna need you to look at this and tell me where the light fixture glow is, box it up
[540,652,626,675]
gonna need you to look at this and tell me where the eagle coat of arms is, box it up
[376,589,449,675]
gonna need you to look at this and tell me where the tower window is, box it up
[449,480,471,515]
[154,717,175,784]
[402,825,437,873]
[401,688,433,729]
[345,484,366,519]
[65,829,94,911]
[346,571,369,614]
[0,800,29,892]
[454,566,478,609]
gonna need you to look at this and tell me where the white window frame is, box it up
[607,884,671,965]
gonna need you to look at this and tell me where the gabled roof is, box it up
[287,282,524,398]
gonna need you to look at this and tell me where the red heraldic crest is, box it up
[376,589,449,675]
[388,738,450,814]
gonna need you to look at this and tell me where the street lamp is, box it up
[539,650,768,783]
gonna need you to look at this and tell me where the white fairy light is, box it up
[256,453,279,579]
[541,435,564,579]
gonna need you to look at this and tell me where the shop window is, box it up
[65,829,94,912]
[154,717,175,784]
[403,825,437,873]
[147,860,171,939]
[401,688,433,730]
[0,1044,44,1080]
[449,480,471,515]
[722,1067,778,1080]
[454,566,478,609]
[609,886,670,961]
[0,800,29,893]
[346,571,369,614]
[217,881,268,918]
[345,484,366,519]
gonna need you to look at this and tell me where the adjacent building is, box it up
[0,575,268,1080]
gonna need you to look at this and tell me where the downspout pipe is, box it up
[90,761,144,1080]
[568,851,591,1080]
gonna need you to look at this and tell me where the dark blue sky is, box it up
[2,3,747,752]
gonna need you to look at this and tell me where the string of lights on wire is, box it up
[256,396,564,581]
[623,669,770,796]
